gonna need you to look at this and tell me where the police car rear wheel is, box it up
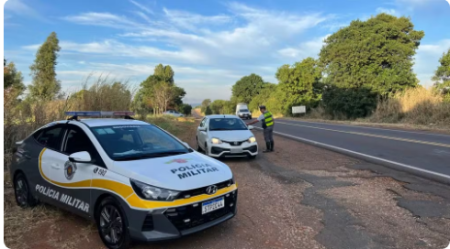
[14,173,38,208]
[96,197,130,249]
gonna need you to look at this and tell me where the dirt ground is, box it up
[4,119,450,249]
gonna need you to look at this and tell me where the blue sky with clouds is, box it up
[4,0,450,104]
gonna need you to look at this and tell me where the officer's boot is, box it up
[270,141,274,152]
[263,142,271,153]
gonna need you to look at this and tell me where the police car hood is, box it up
[209,130,253,142]
[113,152,232,191]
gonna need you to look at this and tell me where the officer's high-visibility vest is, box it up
[262,111,274,129]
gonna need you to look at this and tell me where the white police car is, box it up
[10,111,237,249]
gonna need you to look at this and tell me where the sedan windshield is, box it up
[209,118,248,131]
[91,125,190,161]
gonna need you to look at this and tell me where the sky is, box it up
[4,0,450,104]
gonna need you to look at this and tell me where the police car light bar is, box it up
[65,111,135,117]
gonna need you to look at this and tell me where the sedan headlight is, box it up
[248,136,256,143]
[211,137,222,144]
[130,179,180,201]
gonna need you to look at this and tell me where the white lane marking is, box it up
[433,149,450,155]
[254,127,450,182]
[279,119,450,138]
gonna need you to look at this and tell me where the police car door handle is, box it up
[51,163,61,169]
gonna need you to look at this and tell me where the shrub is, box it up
[322,86,378,119]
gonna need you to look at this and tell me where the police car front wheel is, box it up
[96,197,131,249]
[14,173,38,208]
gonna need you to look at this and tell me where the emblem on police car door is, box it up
[64,161,77,180]
[206,185,218,195]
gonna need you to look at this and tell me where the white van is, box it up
[235,103,252,120]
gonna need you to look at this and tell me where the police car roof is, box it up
[69,119,148,127]
[206,114,238,119]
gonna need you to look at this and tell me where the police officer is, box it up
[247,105,274,153]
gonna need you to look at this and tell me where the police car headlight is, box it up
[211,138,222,144]
[130,180,180,201]
[248,137,256,143]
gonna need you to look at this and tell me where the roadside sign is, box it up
[292,106,306,114]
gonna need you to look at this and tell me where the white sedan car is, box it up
[196,115,258,158]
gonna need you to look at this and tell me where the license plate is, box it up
[202,197,224,214]
[230,148,243,154]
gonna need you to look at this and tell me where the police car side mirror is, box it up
[248,125,255,130]
[69,151,92,163]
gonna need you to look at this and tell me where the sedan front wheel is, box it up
[96,197,131,249]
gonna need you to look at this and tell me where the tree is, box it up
[210,100,229,114]
[275,57,322,115]
[28,32,62,101]
[201,99,211,113]
[320,14,424,94]
[133,64,185,115]
[319,14,424,118]
[433,48,450,101]
[154,64,174,84]
[170,86,186,110]
[232,74,264,103]
[248,83,276,111]
[4,60,25,92]
[205,105,213,115]
[180,104,193,115]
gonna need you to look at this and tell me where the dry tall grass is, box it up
[368,87,450,128]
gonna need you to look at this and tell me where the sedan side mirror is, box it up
[69,151,92,163]
[248,125,255,130]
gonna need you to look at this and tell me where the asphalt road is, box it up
[252,118,450,182]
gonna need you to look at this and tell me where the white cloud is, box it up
[278,35,330,59]
[129,0,154,15]
[163,8,232,31]
[119,4,330,65]
[39,4,325,101]
[4,0,45,21]
[135,11,152,23]
[63,12,144,29]
[24,40,207,64]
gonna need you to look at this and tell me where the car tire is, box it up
[204,143,209,156]
[96,197,131,249]
[13,173,38,208]
[196,137,203,152]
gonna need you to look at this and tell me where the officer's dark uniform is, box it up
[260,108,274,152]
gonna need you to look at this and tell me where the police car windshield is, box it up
[91,125,190,161]
[209,118,248,131]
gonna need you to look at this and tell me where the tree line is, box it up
[200,14,450,119]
